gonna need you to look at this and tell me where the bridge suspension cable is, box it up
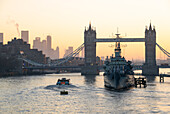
[21,43,85,67]
[56,43,84,65]
[20,58,45,67]
[64,43,84,59]
[156,43,170,57]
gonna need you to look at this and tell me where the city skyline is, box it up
[0,0,170,60]
[33,35,59,59]
[21,30,29,43]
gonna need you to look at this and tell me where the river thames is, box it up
[0,68,170,113]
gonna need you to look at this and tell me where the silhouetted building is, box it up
[0,33,3,44]
[33,36,59,59]
[64,46,73,57]
[0,38,46,75]
[7,38,46,64]
[47,35,51,51]
[42,40,47,54]
[96,56,104,66]
[21,31,29,43]
[33,37,41,50]
[56,46,59,59]
[101,56,105,61]
[68,47,73,54]
[60,57,84,66]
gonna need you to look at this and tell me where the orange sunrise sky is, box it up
[0,0,170,60]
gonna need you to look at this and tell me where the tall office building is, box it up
[47,35,51,50]
[33,35,59,59]
[56,46,59,59]
[33,37,41,50]
[42,40,47,54]
[68,47,73,55]
[21,31,29,43]
[0,33,3,44]
[64,46,73,57]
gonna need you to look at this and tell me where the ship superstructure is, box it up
[103,33,134,89]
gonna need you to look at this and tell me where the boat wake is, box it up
[44,84,78,91]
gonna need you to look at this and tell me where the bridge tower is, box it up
[81,23,98,75]
[142,23,159,75]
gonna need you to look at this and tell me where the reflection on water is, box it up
[146,76,156,82]
[0,69,170,113]
[83,75,96,85]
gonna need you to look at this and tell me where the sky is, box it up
[0,0,170,60]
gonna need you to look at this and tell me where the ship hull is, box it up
[104,73,134,90]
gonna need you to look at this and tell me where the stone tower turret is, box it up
[142,23,159,75]
[84,22,96,66]
[81,22,98,75]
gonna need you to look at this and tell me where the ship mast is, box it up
[115,28,121,58]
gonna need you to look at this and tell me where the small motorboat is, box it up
[56,78,70,85]
[60,90,68,95]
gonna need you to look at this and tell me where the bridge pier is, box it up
[81,66,98,75]
[81,23,99,75]
[142,23,159,76]
[142,65,159,76]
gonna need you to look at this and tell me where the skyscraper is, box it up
[47,35,51,51]
[56,46,59,59]
[33,37,41,50]
[32,35,59,59]
[21,31,29,43]
[64,46,73,57]
[68,47,73,54]
[0,33,3,44]
[42,40,47,54]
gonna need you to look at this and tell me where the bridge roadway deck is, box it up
[23,66,82,69]
[134,73,170,77]
[95,38,145,42]
[24,65,170,70]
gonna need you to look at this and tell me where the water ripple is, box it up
[0,73,170,113]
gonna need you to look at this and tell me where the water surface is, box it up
[0,69,170,113]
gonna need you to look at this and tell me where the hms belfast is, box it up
[103,33,135,89]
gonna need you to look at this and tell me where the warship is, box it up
[103,33,134,89]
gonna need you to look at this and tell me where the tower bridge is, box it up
[22,22,170,76]
[81,23,159,76]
